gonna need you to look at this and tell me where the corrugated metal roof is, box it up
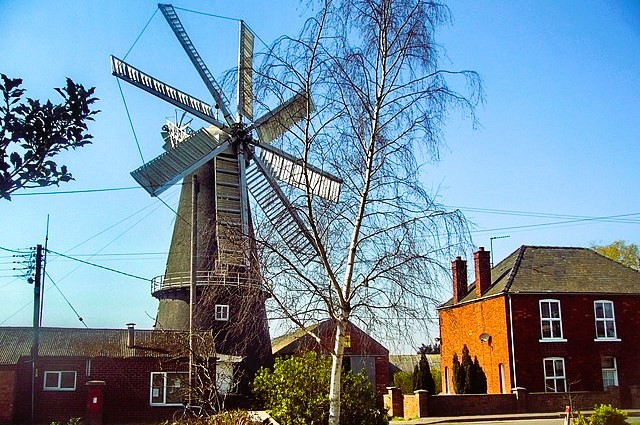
[440,246,640,308]
[0,327,212,365]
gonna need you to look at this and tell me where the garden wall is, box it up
[384,386,628,420]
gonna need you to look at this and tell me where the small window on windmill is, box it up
[344,332,351,348]
[215,304,229,321]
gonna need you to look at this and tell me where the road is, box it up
[441,417,640,425]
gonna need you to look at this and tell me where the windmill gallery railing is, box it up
[151,270,262,295]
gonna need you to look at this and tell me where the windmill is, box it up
[111,4,341,384]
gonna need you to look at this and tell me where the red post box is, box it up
[86,380,106,425]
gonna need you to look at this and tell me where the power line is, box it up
[452,206,640,225]
[11,186,140,196]
[67,252,167,257]
[471,212,640,235]
[0,301,31,325]
[46,250,150,282]
[45,271,88,328]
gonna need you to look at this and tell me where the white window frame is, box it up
[543,357,567,393]
[215,304,229,321]
[594,300,619,341]
[539,299,566,342]
[601,356,619,388]
[43,371,77,391]
[149,371,188,406]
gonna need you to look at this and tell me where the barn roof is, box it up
[0,327,215,365]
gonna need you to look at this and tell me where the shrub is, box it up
[253,352,388,425]
[413,352,436,394]
[431,368,442,394]
[158,410,263,425]
[394,371,414,394]
[589,404,628,425]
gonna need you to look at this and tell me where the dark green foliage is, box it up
[417,343,440,354]
[393,371,414,394]
[431,368,442,394]
[253,352,388,425]
[0,73,98,200]
[413,352,436,394]
[452,352,462,394]
[451,345,487,394]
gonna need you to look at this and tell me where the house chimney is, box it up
[126,323,136,348]
[452,256,468,304]
[474,247,491,298]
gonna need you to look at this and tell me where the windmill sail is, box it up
[247,158,317,265]
[131,126,231,196]
[238,21,254,121]
[257,145,341,202]
[111,56,226,130]
[253,92,313,144]
[159,4,235,126]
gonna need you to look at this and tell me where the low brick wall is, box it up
[528,388,621,413]
[428,393,517,417]
[384,386,625,420]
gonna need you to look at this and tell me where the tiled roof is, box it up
[0,327,209,365]
[271,323,320,355]
[389,354,441,374]
[271,319,388,356]
[440,246,640,308]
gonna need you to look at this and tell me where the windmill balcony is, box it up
[151,270,262,296]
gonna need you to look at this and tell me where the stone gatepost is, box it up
[384,387,404,418]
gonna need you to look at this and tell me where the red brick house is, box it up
[271,319,390,396]
[0,326,239,424]
[438,246,640,397]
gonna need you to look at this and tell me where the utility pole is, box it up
[31,244,43,423]
[189,175,199,404]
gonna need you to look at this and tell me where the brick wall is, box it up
[0,367,16,425]
[439,295,511,394]
[428,393,517,417]
[510,294,640,393]
[12,356,187,424]
[385,387,624,419]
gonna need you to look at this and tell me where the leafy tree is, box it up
[418,343,441,354]
[393,370,414,395]
[255,0,481,423]
[253,352,387,425]
[413,351,436,394]
[592,241,639,270]
[0,74,98,200]
[451,345,487,394]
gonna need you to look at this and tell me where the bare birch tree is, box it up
[252,1,481,423]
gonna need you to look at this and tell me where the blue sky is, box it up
[1,1,638,352]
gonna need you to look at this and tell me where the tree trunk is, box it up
[328,319,346,425]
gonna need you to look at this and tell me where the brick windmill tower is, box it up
[111,4,342,389]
